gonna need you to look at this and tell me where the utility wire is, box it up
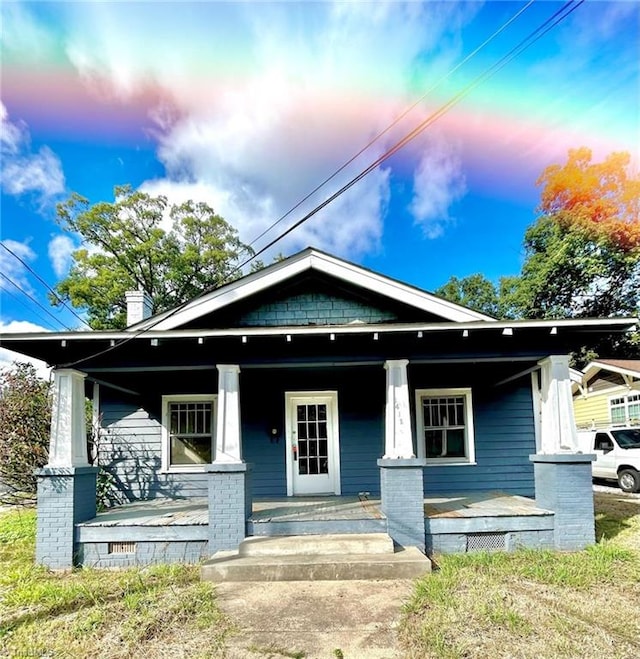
[245,0,537,254]
[0,241,90,329]
[0,285,61,332]
[57,0,583,369]
[0,272,71,331]
[236,0,584,272]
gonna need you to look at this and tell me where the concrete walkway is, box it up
[216,578,415,659]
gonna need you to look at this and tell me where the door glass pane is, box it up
[295,402,330,476]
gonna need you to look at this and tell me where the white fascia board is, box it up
[2,316,636,343]
[129,251,318,331]
[127,248,494,331]
[308,252,494,323]
[583,360,640,383]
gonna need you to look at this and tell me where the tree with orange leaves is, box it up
[517,147,639,320]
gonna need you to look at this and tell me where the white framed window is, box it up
[610,392,640,426]
[415,388,475,465]
[161,394,216,472]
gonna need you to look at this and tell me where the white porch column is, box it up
[48,369,89,467]
[383,359,415,459]
[538,355,578,453]
[214,364,242,463]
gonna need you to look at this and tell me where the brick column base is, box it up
[529,453,596,550]
[35,466,98,569]
[378,458,427,551]
[206,462,252,554]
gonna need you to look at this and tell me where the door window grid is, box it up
[296,403,329,475]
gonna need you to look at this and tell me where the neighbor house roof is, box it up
[582,359,640,385]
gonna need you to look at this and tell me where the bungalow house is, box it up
[573,360,640,429]
[2,248,636,571]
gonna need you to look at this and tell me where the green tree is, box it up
[54,186,253,329]
[517,148,639,320]
[435,273,521,319]
[0,362,50,505]
[436,148,639,365]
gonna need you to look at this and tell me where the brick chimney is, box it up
[125,290,153,326]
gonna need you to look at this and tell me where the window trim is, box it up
[161,394,217,473]
[414,387,476,465]
[608,391,640,426]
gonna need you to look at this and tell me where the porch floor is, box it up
[78,492,550,528]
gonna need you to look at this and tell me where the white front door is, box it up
[285,392,341,496]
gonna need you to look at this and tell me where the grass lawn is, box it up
[1,491,638,658]
[399,491,640,659]
[0,509,234,658]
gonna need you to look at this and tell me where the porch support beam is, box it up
[538,355,578,453]
[48,368,90,468]
[36,368,97,569]
[383,359,415,459]
[214,364,242,463]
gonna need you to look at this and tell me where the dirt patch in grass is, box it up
[215,579,413,659]
[2,490,639,659]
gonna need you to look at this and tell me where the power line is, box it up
[245,0,537,254]
[58,0,583,369]
[0,241,90,329]
[0,284,60,332]
[237,0,584,272]
[0,272,71,331]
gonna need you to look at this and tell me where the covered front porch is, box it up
[73,492,554,567]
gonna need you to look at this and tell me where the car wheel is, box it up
[618,469,640,493]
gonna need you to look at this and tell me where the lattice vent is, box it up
[108,541,136,554]
[466,532,506,552]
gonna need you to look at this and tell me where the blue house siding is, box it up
[241,367,384,497]
[97,363,536,503]
[99,399,207,502]
[418,378,536,497]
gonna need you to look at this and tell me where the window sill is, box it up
[424,460,477,467]
[163,465,209,474]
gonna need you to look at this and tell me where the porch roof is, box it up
[1,317,635,370]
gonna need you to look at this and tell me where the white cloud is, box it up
[57,1,478,257]
[48,235,76,278]
[409,137,466,239]
[0,103,65,199]
[0,321,51,381]
[0,239,36,294]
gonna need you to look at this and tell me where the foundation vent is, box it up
[108,541,136,554]
[466,532,506,552]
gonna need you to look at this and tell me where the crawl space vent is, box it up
[108,541,136,554]
[466,532,506,552]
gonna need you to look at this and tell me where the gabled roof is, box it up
[582,359,640,384]
[128,247,496,331]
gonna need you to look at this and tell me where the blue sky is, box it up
[1,1,639,371]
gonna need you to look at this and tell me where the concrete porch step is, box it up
[201,533,431,582]
[239,532,395,557]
